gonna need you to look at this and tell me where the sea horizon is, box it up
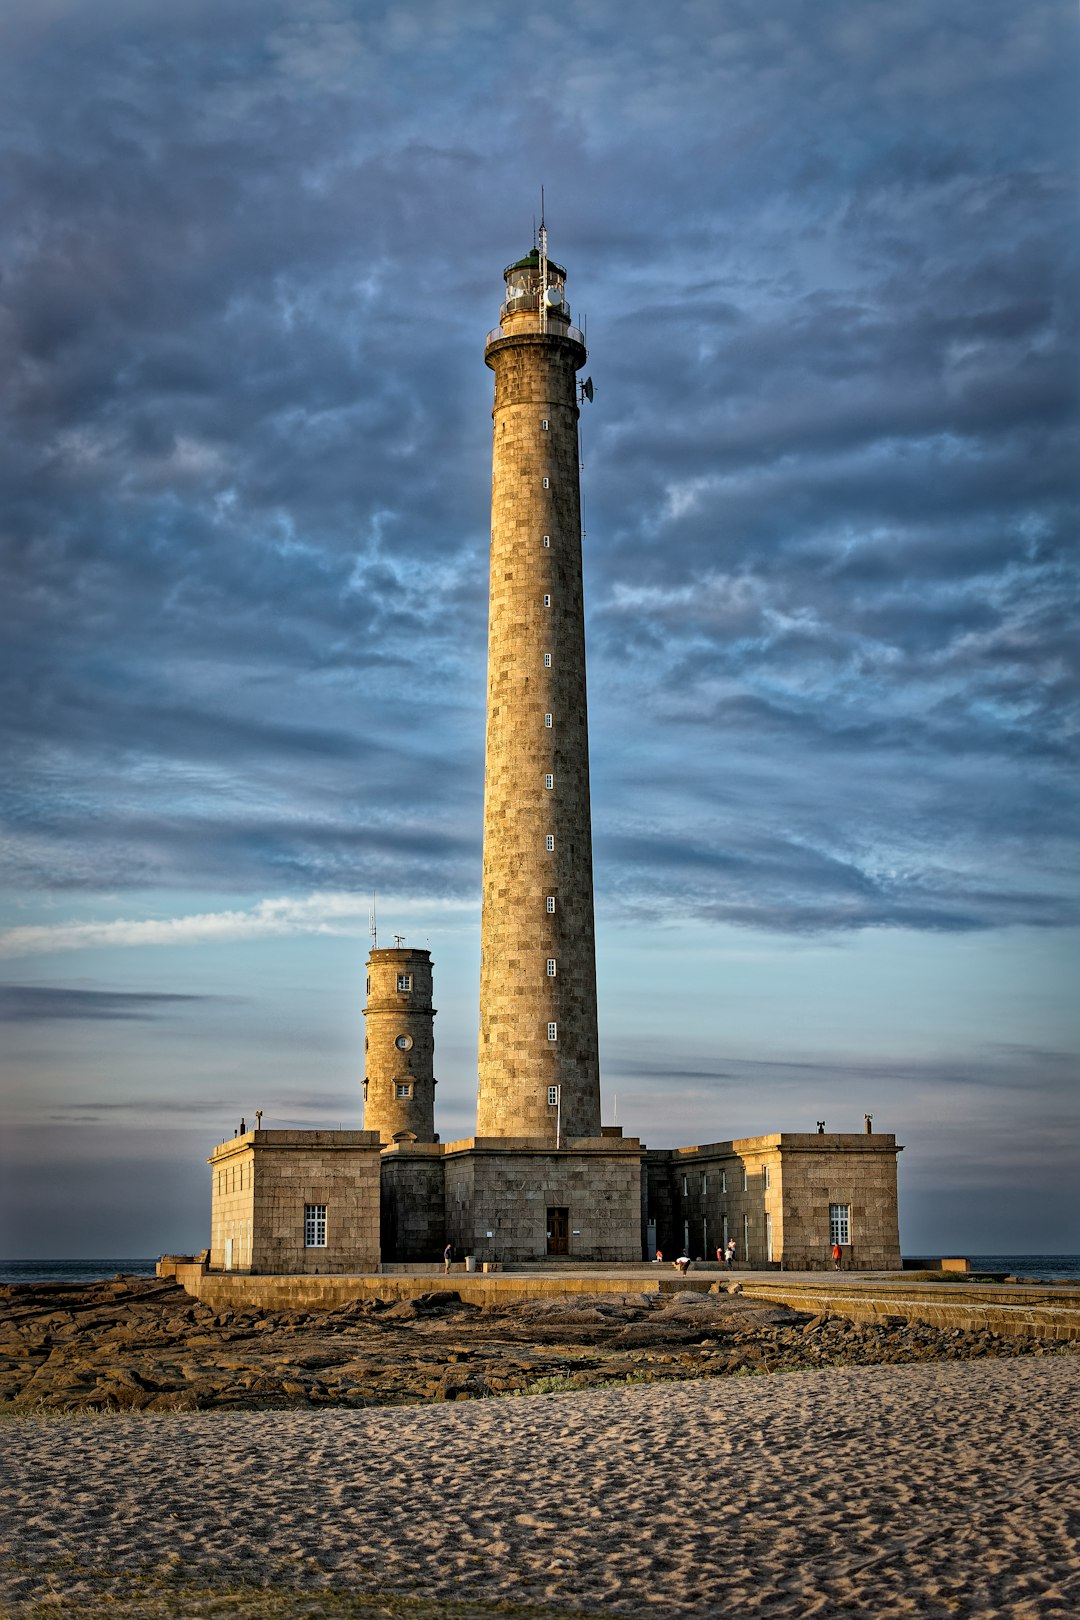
[2,1253,1079,1286]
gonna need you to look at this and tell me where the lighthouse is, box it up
[476,229,601,1144]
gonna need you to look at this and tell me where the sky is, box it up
[1,0,1077,1259]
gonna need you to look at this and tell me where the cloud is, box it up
[0,892,477,959]
[0,0,1075,941]
[0,985,224,1021]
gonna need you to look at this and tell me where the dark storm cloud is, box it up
[1,0,1076,933]
[0,985,221,1021]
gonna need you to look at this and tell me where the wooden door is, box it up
[546,1207,569,1255]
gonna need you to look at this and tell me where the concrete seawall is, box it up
[158,1258,1079,1340]
[739,1279,1080,1342]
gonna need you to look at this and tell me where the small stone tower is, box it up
[476,230,602,1143]
[362,946,436,1143]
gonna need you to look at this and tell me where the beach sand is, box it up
[2,1355,1077,1618]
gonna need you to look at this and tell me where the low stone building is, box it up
[646,1132,903,1271]
[208,1130,382,1275]
[207,1118,902,1273]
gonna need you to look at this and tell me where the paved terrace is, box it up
[158,1257,1080,1343]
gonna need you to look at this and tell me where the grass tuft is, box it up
[0,1580,599,1620]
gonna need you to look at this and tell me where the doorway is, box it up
[546,1207,569,1255]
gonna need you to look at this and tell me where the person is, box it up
[725,1238,736,1269]
[832,1241,842,1271]
[673,1254,691,1275]
[716,1246,724,1265]
[654,1250,663,1263]
[443,1243,453,1274]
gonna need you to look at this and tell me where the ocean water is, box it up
[966,1255,1080,1281]
[1,1254,1078,1285]
[0,1258,157,1286]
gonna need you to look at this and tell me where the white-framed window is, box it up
[543,534,550,547]
[543,653,552,667]
[546,959,557,976]
[304,1204,327,1248]
[720,1170,727,1194]
[395,1082,413,1099]
[543,594,551,607]
[548,1086,559,1106]
[546,896,556,913]
[545,835,554,851]
[541,418,549,430]
[702,1173,708,1195]
[396,973,412,991]
[545,774,554,790]
[547,1021,557,1041]
[682,1175,688,1196]
[542,476,550,489]
[763,1165,771,1190]
[830,1204,851,1246]
[545,713,552,727]
[743,1170,748,1192]
[743,1212,750,1261]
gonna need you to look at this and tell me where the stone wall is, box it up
[208,1134,255,1270]
[379,1144,446,1262]
[156,1263,1080,1341]
[645,1133,902,1271]
[443,1137,642,1264]
[771,1133,902,1269]
[208,1130,382,1275]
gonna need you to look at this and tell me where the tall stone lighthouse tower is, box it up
[476,230,601,1144]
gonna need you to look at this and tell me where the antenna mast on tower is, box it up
[369,891,378,951]
[538,186,548,334]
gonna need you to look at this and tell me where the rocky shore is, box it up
[1,1273,1073,1413]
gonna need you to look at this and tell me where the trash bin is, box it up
[464,1255,475,1272]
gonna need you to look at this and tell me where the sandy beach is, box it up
[2,1355,1077,1618]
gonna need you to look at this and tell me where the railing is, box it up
[485,322,586,350]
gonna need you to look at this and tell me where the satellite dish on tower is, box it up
[544,286,561,307]
[580,377,594,403]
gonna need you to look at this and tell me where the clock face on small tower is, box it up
[394,1034,413,1052]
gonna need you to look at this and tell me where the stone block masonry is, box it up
[478,246,600,1145]
[646,1133,903,1270]
[443,1136,642,1264]
[379,1143,446,1262]
[208,1130,382,1275]
[363,946,437,1144]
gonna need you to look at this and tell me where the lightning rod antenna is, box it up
[538,186,548,335]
